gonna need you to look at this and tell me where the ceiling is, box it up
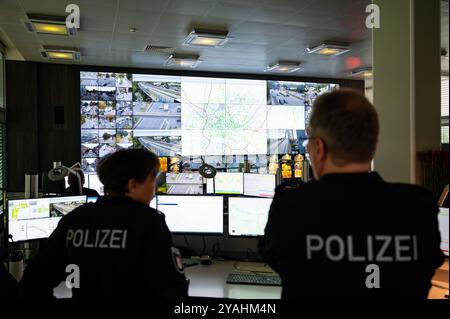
[0,0,445,79]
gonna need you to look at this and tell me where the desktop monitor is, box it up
[243,173,276,198]
[156,195,223,234]
[8,196,86,242]
[438,207,449,256]
[88,174,104,195]
[213,172,244,195]
[150,197,157,209]
[228,197,273,237]
[166,172,203,195]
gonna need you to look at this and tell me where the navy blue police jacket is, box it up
[259,172,445,299]
[20,196,188,299]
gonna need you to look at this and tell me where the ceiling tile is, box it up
[205,2,257,21]
[247,6,298,24]
[165,0,216,16]
[118,0,168,12]
[115,9,160,35]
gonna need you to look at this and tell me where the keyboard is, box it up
[226,273,282,286]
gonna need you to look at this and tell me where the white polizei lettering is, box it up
[73,230,83,247]
[109,230,122,249]
[395,235,412,262]
[122,230,127,249]
[375,236,393,262]
[367,236,373,262]
[94,229,100,247]
[83,230,94,248]
[306,235,324,260]
[99,230,110,248]
[326,235,345,262]
[413,235,418,261]
[66,229,74,247]
[348,236,365,262]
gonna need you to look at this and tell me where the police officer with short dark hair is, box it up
[61,167,100,197]
[21,149,188,299]
[259,89,445,299]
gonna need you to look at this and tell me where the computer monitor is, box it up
[8,196,86,242]
[166,172,203,195]
[206,178,214,194]
[150,197,157,209]
[243,173,276,198]
[64,176,88,188]
[438,207,449,256]
[88,174,104,195]
[228,197,273,237]
[213,172,244,195]
[156,195,223,234]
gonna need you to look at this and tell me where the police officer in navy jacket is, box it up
[21,149,188,299]
[259,89,445,299]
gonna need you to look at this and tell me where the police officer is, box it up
[259,89,445,299]
[61,167,100,197]
[21,149,188,299]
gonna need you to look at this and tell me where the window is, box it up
[442,76,449,144]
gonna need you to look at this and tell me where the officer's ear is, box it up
[314,137,327,162]
[126,178,140,193]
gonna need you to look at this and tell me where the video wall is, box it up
[80,71,338,173]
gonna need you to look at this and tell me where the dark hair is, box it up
[308,89,379,164]
[97,149,160,195]
[68,168,85,186]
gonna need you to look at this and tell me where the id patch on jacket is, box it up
[171,247,184,274]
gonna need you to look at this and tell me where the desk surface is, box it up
[185,261,282,299]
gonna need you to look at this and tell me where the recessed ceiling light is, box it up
[307,41,350,56]
[183,28,229,47]
[166,54,202,68]
[40,46,81,61]
[351,66,373,77]
[266,61,302,73]
[24,14,77,36]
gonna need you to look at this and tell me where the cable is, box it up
[200,235,207,256]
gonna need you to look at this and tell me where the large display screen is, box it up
[80,71,338,173]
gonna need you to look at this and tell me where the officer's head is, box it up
[97,149,160,205]
[307,89,379,179]
[68,168,85,186]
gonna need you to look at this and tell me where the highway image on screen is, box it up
[166,172,204,195]
[228,197,273,237]
[156,195,223,233]
[214,172,244,194]
[49,198,86,217]
[133,102,181,130]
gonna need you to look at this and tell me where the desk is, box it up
[185,261,282,299]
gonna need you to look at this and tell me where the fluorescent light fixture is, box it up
[307,41,350,56]
[183,28,229,47]
[40,46,81,61]
[351,66,373,77]
[166,54,202,68]
[266,61,302,73]
[24,14,77,36]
